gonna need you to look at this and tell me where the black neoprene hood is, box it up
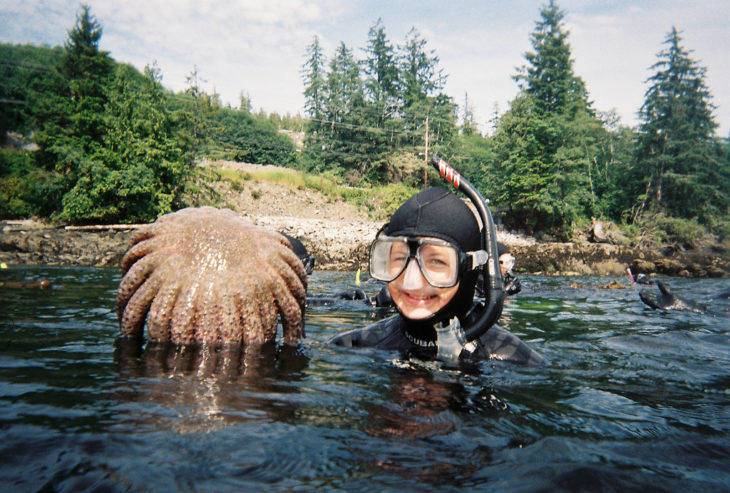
[384,187,480,253]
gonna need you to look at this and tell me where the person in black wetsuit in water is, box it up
[329,186,543,365]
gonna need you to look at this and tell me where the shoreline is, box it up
[2,217,728,278]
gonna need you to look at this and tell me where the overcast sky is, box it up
[2,0,728,136]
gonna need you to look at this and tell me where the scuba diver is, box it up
[475,243,521,298]
[638,280,708,313]
[497,243,521,296]
[281,234,315,275]
[282,233,394,308]
[627,268,727,313]
[329,183,544,366]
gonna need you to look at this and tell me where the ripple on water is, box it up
[1,269,729,491]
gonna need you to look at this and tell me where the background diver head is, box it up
[497,242,515,277]
[374,186,481,326]
[282,233,315,275]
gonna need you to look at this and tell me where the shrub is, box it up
[639,213,709,249]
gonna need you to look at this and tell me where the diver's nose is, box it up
[401,258,426,290]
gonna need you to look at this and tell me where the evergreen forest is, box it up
[1,2,728,247]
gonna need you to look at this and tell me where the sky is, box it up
[2,0,729,136]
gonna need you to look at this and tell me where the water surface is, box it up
[1,267,728,491]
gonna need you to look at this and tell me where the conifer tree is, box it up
[634,27,726,224]
[181,65,217,164]
[321,42,365,174]
[460,92,479,136]
[490,0,607,237]
[357,19,403,181]
[302,35,327,122]
[361,18,400,125]
[398,28,455,150]
[301,35,328,170]
[399,28,444,107]
[32,5,114,174]
[514,0,589,115]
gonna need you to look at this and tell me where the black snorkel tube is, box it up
[432,154,504,342]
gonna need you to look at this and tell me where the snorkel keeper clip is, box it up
[432,154,504,342]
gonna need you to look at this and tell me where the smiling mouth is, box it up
[404,292,437,302]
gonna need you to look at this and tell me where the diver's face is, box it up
[387,249,459,320]
[499,253,515,277]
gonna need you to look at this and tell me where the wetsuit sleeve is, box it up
[373,285,393,307]
[477,326,544,366]
[504,274,522,296]
[329,329,360,347]
[329,315,405,348]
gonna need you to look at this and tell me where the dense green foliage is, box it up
[0,7,303,224]
[301,20,456,186]
[1,2,727,244]
[631,27,729,233]
[209,107,298,166]
[484,1,727,241]
[0,43,63,138]
[484,1,612,237]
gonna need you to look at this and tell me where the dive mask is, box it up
[369,234,487,288]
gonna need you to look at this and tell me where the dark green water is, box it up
[1,266,728,492]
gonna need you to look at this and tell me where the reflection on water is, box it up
[1,266,729,491]
[113,339,310,433]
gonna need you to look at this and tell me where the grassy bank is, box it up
[194,161,418,222]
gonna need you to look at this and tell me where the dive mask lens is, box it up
[369,237,405,282]
[369,236,461,288]
[302,255,315,275]
[499,253,515,272]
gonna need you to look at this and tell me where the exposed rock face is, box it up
[1,220,728,278]
[510,242,728,278]
[0,224,131,267]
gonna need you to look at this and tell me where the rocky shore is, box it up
[2,217,728,278]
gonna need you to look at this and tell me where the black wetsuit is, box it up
[330,310,544,366]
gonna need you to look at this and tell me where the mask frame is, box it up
[369,234,486,288]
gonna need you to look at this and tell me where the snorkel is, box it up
[431,154,504,343]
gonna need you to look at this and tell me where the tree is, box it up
[0,43,63,140]
[212,106,298,167]
[319,42,366,175]
[399,28,444,108]
[32,5,114,174]
[238,91,252,113]
[28,5,116,222]
[59,62,191,224]
[358,19,404,182]
[27,6,201,224]
[460,92,479,136]
[301,35,328,170]
[302,35,327,122]
[633,27,726,225]
[298,21,458,184]
[180,65,217,164]
[513,0,589,116]
[361,18,400,123]
[489,0,608,237]
[398,28,455,150]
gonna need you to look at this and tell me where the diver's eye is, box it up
[389,243,410,264]
[420,244,455,272]
[423,255,449,269]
